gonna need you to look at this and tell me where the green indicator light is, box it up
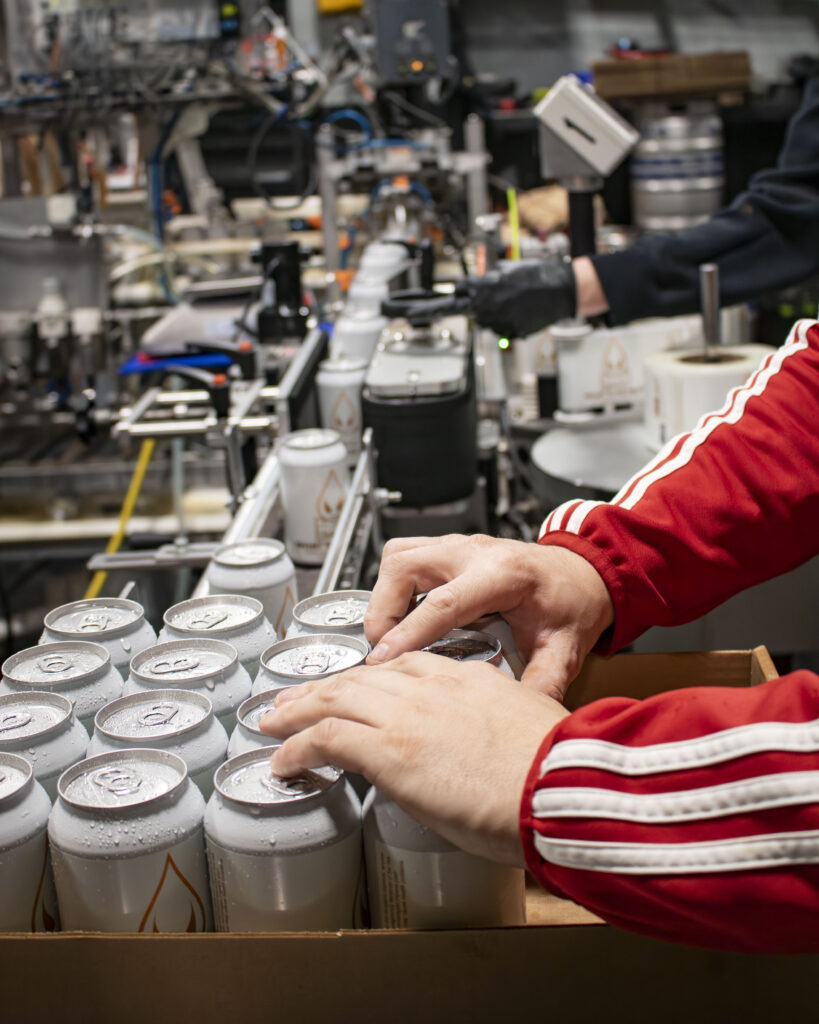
[498,337,510,350]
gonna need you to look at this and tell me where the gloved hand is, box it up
[455,259,576,337]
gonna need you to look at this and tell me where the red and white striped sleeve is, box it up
[520,671,819,952]
[538,317,819,654]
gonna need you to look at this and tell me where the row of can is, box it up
[2,742,525,934]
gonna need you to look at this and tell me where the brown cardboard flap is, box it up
[564,647,776,711]
[592,51,752,100]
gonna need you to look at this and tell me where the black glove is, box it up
[454,259,576,338]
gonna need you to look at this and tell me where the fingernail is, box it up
[369,642,389,664]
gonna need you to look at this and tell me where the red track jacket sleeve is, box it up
[521,319,819,951]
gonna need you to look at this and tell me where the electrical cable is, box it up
[83,438,156,601]
[506,187,521,260]
[381,89,448,128]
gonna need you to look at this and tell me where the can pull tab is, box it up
[79,613,113,632]
[187,611,229,631]
[138,703,180,728]
[325,605,357,626]
[0,711,33,733]
[36,653,76,674]
[148,656,200,676]
[92,767,143,796]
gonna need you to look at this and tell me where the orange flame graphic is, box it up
[30,844,57,933]
[331,391,359,432]
[138,853,207,933]
[275,586,296,637]
[316,469,346,520]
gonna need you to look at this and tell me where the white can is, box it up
[204,539,298,639]
[316,358,368,460]
[205,751,363,932]
[331,309,388,361]
[363,787,526,929]
[423,628,515,678]
[0,692,89,801]
[252,634,369,696]
[0,752,59,932]
[227,693,282,758]
[159,594,276,679]
[49,749,212,932]
[279,429,350,566]
[88,689,228,799]
[124,638,252,733]
[287,590,371,645]
[40,598,157,679]
[1,641,123,731]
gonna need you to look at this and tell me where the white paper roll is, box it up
[643,344,775,450]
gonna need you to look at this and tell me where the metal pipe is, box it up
[317,124,340,273]
[699,262,720,362]
[464,114,489,228]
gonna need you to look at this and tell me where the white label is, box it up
[207,832,362,932]
[52,831,212,932]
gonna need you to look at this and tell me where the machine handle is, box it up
[159,366,231,418]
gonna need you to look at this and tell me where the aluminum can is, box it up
[227,693,283,758]
[424,628,515,678]
[205,750,363,932]
[363,787,525,929]
[0,692,89,801]
[1,641,123,731]
[316,358,368,460]
[88,689,228,800]
[159,594,276,679]
[467,615,524,678]
[204,538,298,639]
[124,638,252,733]
[252,634,368,696]
[279,429,349,566]
[0,752,59,932]
[330,309,388,360]
[40,597,157,679]
[287,590,371,645]
[49,749,212,932]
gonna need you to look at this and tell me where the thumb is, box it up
[520,633,584,703]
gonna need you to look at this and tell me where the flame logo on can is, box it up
[331,391,359,432]
[138,853,208,933]
[316,470,346,521]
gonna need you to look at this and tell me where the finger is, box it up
[520,635,581,703]
[370,569,509,663]
[260,678,399,738]
[365,542,466,648]
[271,719,381,777]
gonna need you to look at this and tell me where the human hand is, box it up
[454,259,575,338]
[363,535,614,702]
[260,653,570,866]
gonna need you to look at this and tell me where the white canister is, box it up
[316,358,367,460]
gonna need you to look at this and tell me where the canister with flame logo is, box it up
[227,693,283,757]
[316,358,367,460]
[124,638,252,732]
[1,641,123,730]
[40,598,157,679]
[0,692,89,800]
[251,634,368,696]
[205,750,362,932]
[363,787,526,929]
[279,429,349,566]
[286,590,371,645]
[204,539,298,639]
[88,690,228,799]
[49,749,212,932]
[159,595,276,679]
[0,752,59,932]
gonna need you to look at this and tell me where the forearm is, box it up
[540,319,819,652]
[520,669,819,952]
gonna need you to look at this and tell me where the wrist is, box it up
[572,256,609,319]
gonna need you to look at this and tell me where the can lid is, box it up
[0,752,33,804]
[2,641,110,689]
[260,634,368,681]
[131,638,238,685]
[236,692,282,737]
[215,748,340,806]
[0,691,73,742]
[212,539,287,570]
[43,598,145,640]
[282,428,341,452]
[293,590,371,631]
[423,629,501,663]
[95,689,212,742]
[318,357,368,374]
[58,749,187,810]
[163,595,263,636]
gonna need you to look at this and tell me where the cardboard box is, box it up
[6,648,806,1024]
